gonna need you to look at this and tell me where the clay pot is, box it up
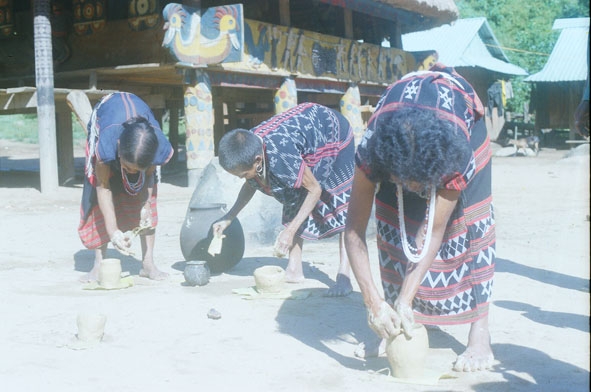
[386,324,429,379]
[179,203,245,275]
[184,260,211,286]
[98,258,122,289]
[253,265,285,293]
[76,313,107,343]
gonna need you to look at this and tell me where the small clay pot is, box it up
[184,260,211,286]
[386,323,429,379]
[98,258,122,289]
[253,265,285,293]
[76,313,106,342]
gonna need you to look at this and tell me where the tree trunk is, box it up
[34,0,58,193]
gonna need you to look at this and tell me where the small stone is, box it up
[207,308,221,320]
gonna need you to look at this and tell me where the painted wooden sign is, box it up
[128,0,161,31]
[162,3,244,65]
[225,19,412,85]
[73,0,106,35]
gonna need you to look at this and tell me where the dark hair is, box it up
[364,107,472,186]
[119,117,159,169]
[218,128,262,172]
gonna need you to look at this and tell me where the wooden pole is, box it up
[34,0,58,193]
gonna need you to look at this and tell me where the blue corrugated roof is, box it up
[401,17,528,76]
[525,18,589,83]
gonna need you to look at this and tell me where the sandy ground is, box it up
[0,140,589,392]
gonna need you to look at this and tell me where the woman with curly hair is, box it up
[345,64,496,372]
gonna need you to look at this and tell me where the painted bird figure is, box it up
[162,3,240,64]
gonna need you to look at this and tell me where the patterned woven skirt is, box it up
[375,175,495,325]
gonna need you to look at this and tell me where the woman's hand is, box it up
[140,204,153,228]
[274,228,296,257]
[111,229,132,253]
[367,301,401,339]
[393,300,416,338]
[212,219,232,237]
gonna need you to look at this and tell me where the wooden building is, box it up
[0,0,459,189]
[525,18,589,141]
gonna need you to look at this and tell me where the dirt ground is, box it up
[0,140,589,392]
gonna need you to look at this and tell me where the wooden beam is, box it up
[56,102,75,185]
[279,0,290,26]
[344,9,353,39]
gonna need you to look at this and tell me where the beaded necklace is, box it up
[397,184,436,263]
[121,166,145,196]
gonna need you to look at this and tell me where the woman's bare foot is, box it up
[285,269,305,283]
[453,317,494,372]
[325,273,353,297]
[79,266,100,283]
[139,264,168,280]
[354,336,385,358]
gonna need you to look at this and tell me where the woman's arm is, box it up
[95,162,119,238]
[346,168,402,338]
[344,167,382,312]
[213,182,257,236]
[274,165,321,253]
[286,166,322,233]
[140,166,156,227]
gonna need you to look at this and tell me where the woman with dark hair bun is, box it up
[345,64,496,372]
[78,92,173,283]
[215,102,356,297]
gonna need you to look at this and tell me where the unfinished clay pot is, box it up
[98,258,122,289]
[76,312,106,343]
[253,265,285,293]
[184,260,211,286]
[386,323,429,379]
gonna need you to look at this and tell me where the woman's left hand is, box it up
[274,228,295,257]
[140,204,153,228]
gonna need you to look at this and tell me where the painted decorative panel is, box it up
[73,0,106,35]
[225,19,413,85]
[162,3,244,65]
[128,0,160,31]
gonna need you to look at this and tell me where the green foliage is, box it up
[0,113,177,144]
[0,113,87,143]
[456,0,589,112]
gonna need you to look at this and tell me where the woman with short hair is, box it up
[215,102,355,297]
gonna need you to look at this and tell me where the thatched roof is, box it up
[375,0,459,25]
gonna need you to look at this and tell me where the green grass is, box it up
[0,113,179,144]
[0,113,87,143]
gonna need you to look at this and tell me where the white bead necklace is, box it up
[397,184,437,263]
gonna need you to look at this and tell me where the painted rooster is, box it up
[162,3,241,65]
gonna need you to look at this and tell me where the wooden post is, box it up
[183,69,214,187]
[167,99,180,163]
[340,84,364,145]
[213,94,225,156]
[344,9,353,39]
[34,0,59,193]
[279,0,290,26]
[274,77,297,114]
[56,103,74,185]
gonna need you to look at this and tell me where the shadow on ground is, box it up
[472,343,589,391]
[496,258,589,293]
